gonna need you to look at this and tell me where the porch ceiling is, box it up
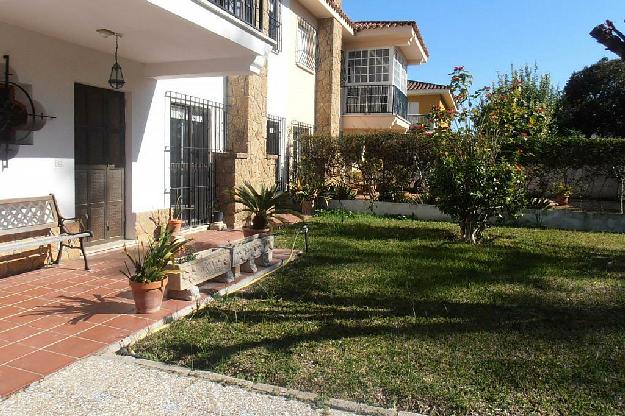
[0,0,273,76]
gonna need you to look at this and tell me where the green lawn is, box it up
[133,212,625,415]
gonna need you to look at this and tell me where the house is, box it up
[406,80,456,128]
[0,0,428,269]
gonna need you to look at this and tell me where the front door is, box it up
[74,84,125,245]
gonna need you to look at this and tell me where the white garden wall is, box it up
[329,200,625,234]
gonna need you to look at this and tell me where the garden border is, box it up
[329,200,625,233]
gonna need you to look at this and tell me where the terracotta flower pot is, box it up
[242,227,270,238]
[167,219,184,235]
[554,194,570,206]
[129,277,168,314]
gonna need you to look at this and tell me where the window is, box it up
[408,101,420,116]
[268,0,282,52]
[346,48,390,84]
[167,92,226,227]
[296,18,317,71]
[393,50,408,93]
[266,115,287,190]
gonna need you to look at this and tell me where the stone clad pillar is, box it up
[315,17,343,137]
[216,0,276,228]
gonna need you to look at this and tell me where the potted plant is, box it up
[292,181,322,215]
[230,182,302,237]
[167,195,184,235]
[122,228,186,314]
[552,182,573,206]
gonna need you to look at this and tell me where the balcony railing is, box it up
[342,85,408,119]
[196,0,263,32]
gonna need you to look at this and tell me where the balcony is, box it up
[0,0,273,78]
[197,0,263,32]
[341,85,410,133]
[342,85,408,118]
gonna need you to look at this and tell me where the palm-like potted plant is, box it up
[230,182,302,237]
[122,228,186,314]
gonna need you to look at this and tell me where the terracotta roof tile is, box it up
[323,0,354,27]
[407,80,449,91]
[353,21,429,58]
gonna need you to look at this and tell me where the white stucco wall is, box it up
[0,22,224,238]
[266,0,317,127]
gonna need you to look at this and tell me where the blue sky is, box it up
[342,0,624,90]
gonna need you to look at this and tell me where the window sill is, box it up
[296,61,315,75]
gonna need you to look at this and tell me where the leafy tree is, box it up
[430,67,526,244]
[558,58,625,137]
[475,65,560,139]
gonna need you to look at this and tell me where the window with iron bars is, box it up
[268,0,282,53]
[290,121,313,186]
[197,0,262,31]
[296,18,317,71]
[166,92,227,228]
[266,115,287,190]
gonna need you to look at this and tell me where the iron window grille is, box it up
[290,121,313,185]
[166,92,227,228]
[268,0,282,53]
[267,114,287,190]
[296,18,317,71]
[195,0,263,32]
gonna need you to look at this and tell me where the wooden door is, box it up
[74,84,125,245]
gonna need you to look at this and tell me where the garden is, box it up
[128,50,625,415]
[133,212,625,415]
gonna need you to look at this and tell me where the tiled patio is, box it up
[0,229,290,397]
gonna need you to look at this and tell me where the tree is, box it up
[475,65,560,139]
[430,68,526,244]
[558,58,625,137]
[591,20,625,60]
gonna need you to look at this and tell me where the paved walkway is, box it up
[0,229,290,397]
[0,354,356,416]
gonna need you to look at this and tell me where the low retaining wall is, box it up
[328,200,625,234]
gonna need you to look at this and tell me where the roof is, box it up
[322,0,354,27]
[352,21,429,58]
[407,80,450,91]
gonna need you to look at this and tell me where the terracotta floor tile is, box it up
[161,299,193,311]
[19,287,53,298]
[0,365,41,396]
[49,320,97,336]
[27,315,70,330]
[0,343,38,365]
[44,336,105,358]
[2,312,44,326]
[10,350,75,375]
[18,330,67,349]
[0,294,30,306]
[77,325,129,343]
[104,315,154,332]
[0,306,24,319]
[14,297,49,310]
[0,319,18,333]
[0,325,41,344]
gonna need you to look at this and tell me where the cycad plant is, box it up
[122,228,187,283]
[230,182,302,230]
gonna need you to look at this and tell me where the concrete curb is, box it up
[123,355,424,416]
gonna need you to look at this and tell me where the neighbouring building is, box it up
[0,0,429,269]
[406,80,456,128]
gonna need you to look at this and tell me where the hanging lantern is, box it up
[108,34,125,90]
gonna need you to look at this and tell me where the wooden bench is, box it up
[0,195,93,271]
